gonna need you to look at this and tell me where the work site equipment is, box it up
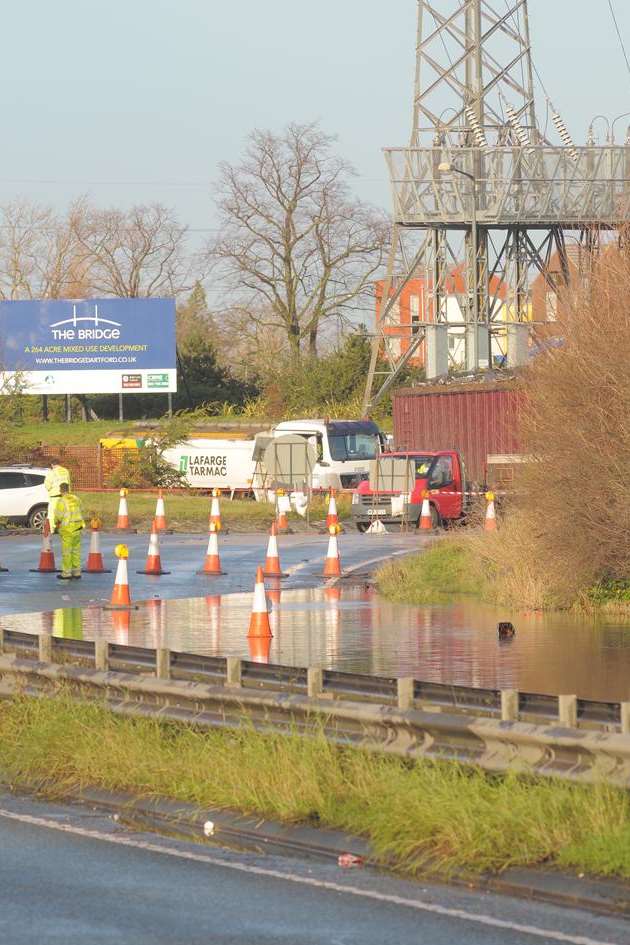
[199,523,225,575]
[209,490,222,532]
[154,490,167,531]
[137,526,170,576]
[262,522,286,578]
[323,524,342,578]
[107,544,134,609]
[247,566,272,639]
[484,491,497,532]
[325,489,340,530]
[116,489,131,530]
[85,519,111,574]
[30,530,58,573]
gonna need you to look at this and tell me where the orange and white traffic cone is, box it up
[323,524,342,578]
[419,492,433,531]
[116,488,131,530]
[30,530,58,573]
[107,544,134,609]
[276,490,291,534]
[248,634,271,664]
[484,491,497,532]
[209,489,222,532]
[85,519,111,573]
[199,523,225,575]
[137,525,170,575]
[154,489,167,531]
[262,522,286,578]
[325,489,340,531]
[247,566,272,639]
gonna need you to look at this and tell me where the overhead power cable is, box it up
[608,0,630,89]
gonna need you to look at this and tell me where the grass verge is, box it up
[71,491,350,533]
[1,694,630,879]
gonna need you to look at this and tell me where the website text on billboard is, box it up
[0,298,177,395]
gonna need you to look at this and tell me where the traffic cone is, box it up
[154,489,167,531]
[248,634,271,664]
[107,544,134,609]
[247,566,272,639]
[116,488,131,530]
[137,525,170,575]
[276,491,290,534]
[30,530,58,573]
[323,524,342,578]
[325,489,340,531]
[85,519,111,573]
[419,492,433,531]
[484,492,497,532]
[262,522,286,578]
[209,489,222,532]
[111,608,130,642]
[199,523,225,575]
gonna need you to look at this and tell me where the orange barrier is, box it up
[247,566,272,639]
[325,489,339,530]
[248,635,271,663]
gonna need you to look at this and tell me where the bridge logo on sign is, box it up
[50,304,122,341]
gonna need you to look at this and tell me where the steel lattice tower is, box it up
[364,0,630,411]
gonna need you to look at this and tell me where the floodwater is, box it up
[4,584,630,701]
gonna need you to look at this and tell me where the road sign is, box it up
[0,297,177,395]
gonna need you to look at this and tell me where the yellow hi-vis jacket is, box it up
[44,465,71,498]
[54,494,85,531]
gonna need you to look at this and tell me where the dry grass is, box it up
[2,694,630,879]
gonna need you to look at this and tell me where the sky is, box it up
[1,0,629,259]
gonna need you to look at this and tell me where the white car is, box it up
[0,466,50,530]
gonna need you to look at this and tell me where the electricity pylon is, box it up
[364,0,630,412]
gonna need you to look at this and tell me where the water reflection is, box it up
[4,587,630,700]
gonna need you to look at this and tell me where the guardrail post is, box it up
[558,694,578,728]
[94,639,109,672]
[156,648,171,680]
[226,657,242,688]
[621,703,630,735]
[500,689,519,721]
[38,632,52,663]
[397,678,414,711]
[307,667,323,699]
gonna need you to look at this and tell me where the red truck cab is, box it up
[351,450,468,531]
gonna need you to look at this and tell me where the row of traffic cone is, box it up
[417,491,498,532]
[115,488,168,532]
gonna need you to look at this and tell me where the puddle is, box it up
[3,586,630,701]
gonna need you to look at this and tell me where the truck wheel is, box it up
[356,522,369,534]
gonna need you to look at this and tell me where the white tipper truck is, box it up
[164,419,385,492]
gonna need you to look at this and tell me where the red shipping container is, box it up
[392,384,524,484]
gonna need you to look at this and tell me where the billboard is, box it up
[0,297,177,395]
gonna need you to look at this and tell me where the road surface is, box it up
[0,793,625,945]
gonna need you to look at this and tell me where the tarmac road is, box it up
[0,530,424,615]
[0,792,626,945]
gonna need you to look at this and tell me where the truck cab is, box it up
[352,450,468,531]
[272,419,385,491]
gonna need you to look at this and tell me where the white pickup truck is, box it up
[164,419,385,492]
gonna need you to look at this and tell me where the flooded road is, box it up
[3,585,630,701]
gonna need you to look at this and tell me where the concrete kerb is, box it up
[4,781,630,919]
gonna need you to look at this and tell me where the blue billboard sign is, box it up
[0,297,177,395]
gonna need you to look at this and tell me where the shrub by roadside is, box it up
[1,695,629,879]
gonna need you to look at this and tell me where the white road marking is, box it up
[0,807,619,945]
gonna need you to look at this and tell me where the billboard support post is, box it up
[118,393,124,422]
[42,395,48,423]
[65,395,71,424]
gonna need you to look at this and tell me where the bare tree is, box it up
[72,203,194,297]
[211,122,387,355]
